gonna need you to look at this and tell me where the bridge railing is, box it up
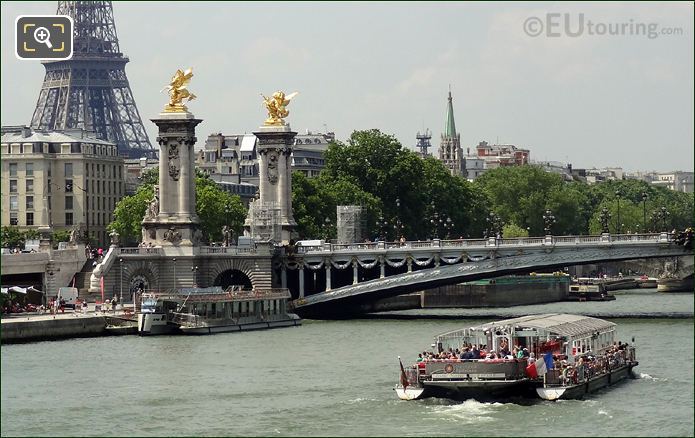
[200,246,257,255]
[497,237,545,246]
[293,233,668,254]
[119,247,162,255]
[610,233,662,242]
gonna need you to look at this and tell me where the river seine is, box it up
[1,289,693,436]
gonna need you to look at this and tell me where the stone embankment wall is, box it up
[1,315,107,344]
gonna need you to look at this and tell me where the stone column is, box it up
[325,263,332,291]
[407,257,413,273]
[251,125,297,244]
[298,265,305,299]
[379,256,385,278]
[143,112,202,247]
[352,260,359,285]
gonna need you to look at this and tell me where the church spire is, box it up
[444,86,457,138]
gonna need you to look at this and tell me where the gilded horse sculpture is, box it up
[261,91,298,125]
[162,68,196,112]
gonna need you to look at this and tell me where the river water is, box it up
[2,289,693,436]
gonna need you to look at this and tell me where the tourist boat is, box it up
[137,287,301,335]
[395,313,638,401]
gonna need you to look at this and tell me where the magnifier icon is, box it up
[33,26,53,49]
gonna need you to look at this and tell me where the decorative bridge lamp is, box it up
[599,208,611,234]
[543,209,556,236]
[641,192,648,232]
[377,214,389,242]
[443,216,454,240]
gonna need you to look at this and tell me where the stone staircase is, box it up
[75,258,99,301]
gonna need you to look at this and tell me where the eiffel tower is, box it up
[30,1,154,158]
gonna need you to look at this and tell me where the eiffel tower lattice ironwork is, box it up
[30,1,154,158]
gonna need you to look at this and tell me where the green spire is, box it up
[444,87,457,138]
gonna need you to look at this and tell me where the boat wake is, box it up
[638,373,666,381]
[344,397,379,405]
[598,410,613,419]
[427,399,508,423]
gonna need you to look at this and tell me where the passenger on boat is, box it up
[471,346,481,359]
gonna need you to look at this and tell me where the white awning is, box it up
[9,286,27,294]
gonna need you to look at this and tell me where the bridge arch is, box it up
[122,260,159,293]
[213,269,252,290]
[207,258,259,289]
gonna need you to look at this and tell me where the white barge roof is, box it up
[440,314,616,339]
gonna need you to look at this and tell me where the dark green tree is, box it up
[317,129,488,240]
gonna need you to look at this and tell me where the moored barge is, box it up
[137,287,301,335]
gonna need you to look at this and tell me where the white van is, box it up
[57,287,79,309]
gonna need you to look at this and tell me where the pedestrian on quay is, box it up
[82,299,88,314]
[59,298,66,314]
[111,296,117,313]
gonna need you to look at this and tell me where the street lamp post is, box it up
[615,190,622,234]
[323,217,331,241]
[542,209,556,236]
[191,265,199,287]
[599,207,611,234]
[119,257,123,310]
[172,257,177,291]
[70,183,90,244]
[394,197,403,240]
[224,203,232,245]
[641,192,648,232]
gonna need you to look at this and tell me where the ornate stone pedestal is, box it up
[142,112,203,247]
[245,124,297,244]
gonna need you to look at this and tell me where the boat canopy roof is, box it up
[437,314,616,340]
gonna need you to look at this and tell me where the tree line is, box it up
[31,129,690,247]
[292,129,693,241]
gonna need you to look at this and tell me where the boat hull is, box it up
[395,386,427,400]
[657,277,694,293]
[179,317,302,335]
[138,313,180,335]
[424,378,536,401]
[536,363,637,400]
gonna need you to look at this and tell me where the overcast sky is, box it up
[2,1,693,172]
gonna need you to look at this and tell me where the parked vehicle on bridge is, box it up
[137,286,301,335]
[395,313,638,401]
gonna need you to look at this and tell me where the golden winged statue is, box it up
[261,91,299,125]
[162,68,196,112]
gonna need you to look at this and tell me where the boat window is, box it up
[248,301,254,314]
[216,303,224,318]
[233,301,239,316]
[210,303,216,317]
